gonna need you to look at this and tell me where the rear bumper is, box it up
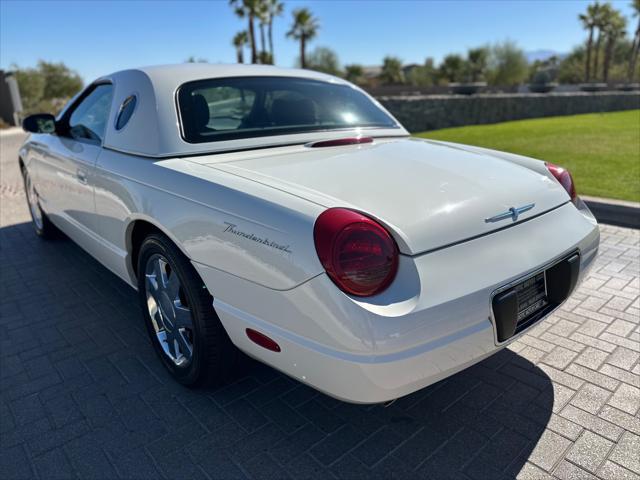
[215,297,498,403]
[195,201,599,403]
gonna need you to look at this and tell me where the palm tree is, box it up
[287,8,319,69]
[603,10,626,82]
[257,1,269,63]
[266,0,284,63]
[232,31,249,64]
[628,0,640,81]
[593,3,613,80]
[229,0,261,64]
[579,2,602,81]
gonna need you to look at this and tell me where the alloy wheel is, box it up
[144,254,194,366]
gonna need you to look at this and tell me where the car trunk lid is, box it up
[195,137,570,255]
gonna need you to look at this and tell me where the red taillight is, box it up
[546,162,577,201]
[313,208,399,297]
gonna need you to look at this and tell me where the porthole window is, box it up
[115,95,137,130]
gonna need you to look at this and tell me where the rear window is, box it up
[177,76,398,143]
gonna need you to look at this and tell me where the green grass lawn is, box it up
[416,110,640,202]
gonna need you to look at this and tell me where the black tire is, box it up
[137,232,238,386]
[21,166,57,239]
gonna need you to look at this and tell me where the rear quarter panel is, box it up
[93,149,325,290]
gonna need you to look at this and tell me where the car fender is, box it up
[94,148,326,293]
[123,213,193,286]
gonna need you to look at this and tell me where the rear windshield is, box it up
[177,76,398,143]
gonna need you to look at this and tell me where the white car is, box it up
[19,64,599,403]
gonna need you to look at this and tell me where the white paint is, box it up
[20,64,600,403]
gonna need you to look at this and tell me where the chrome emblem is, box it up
[485,203,535,223]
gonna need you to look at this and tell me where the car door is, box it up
[37,83,113,237]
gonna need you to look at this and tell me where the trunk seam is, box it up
[411,201,572,258]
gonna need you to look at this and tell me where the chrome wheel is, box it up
[24,171,43,230]
[145,254,194,366]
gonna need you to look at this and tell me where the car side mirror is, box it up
[22,114,57,134]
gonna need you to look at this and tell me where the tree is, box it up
[265,0,284,64]
[629,0,640,81]
[12,61,83,115]
[13,68,45,113]
[36,61,83,101]
[232,31,249,64]
[439,54,466,83]
[287,8,319,69]
[602,9,626,82]
[592,3,614,80]
[609,37,638,81]
[258,2,268,61]
[466,47,489,82]
[184,56,207,63]
[486,40,529,86]
[379,56,404,84]
[344,64,364,84]
[406,58,439,86]
[230,0,261,64]
[303,47,341,75]
[558,47,587,84]
[579,2,602,81]
[403,58,438,87]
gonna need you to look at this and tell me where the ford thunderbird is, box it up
[19,64,599,403]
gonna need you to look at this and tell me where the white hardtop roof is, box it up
[97,63,405,158]
[106,63,350,85]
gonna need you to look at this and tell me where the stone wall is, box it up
[378,91,640,133]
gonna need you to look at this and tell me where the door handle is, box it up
[76,169,88,184]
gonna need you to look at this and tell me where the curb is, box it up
[583,195,640,229]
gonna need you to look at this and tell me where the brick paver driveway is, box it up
[1,130,639,480]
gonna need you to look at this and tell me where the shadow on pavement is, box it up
[1,221,553,479]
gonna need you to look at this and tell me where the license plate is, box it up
[514,272,548,324]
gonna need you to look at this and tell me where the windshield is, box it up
[177,76,398,143]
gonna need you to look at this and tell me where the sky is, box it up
[1,0,637,82]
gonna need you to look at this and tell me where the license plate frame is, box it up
[490,251,580,344]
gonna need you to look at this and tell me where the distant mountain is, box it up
[526,50,568,63]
